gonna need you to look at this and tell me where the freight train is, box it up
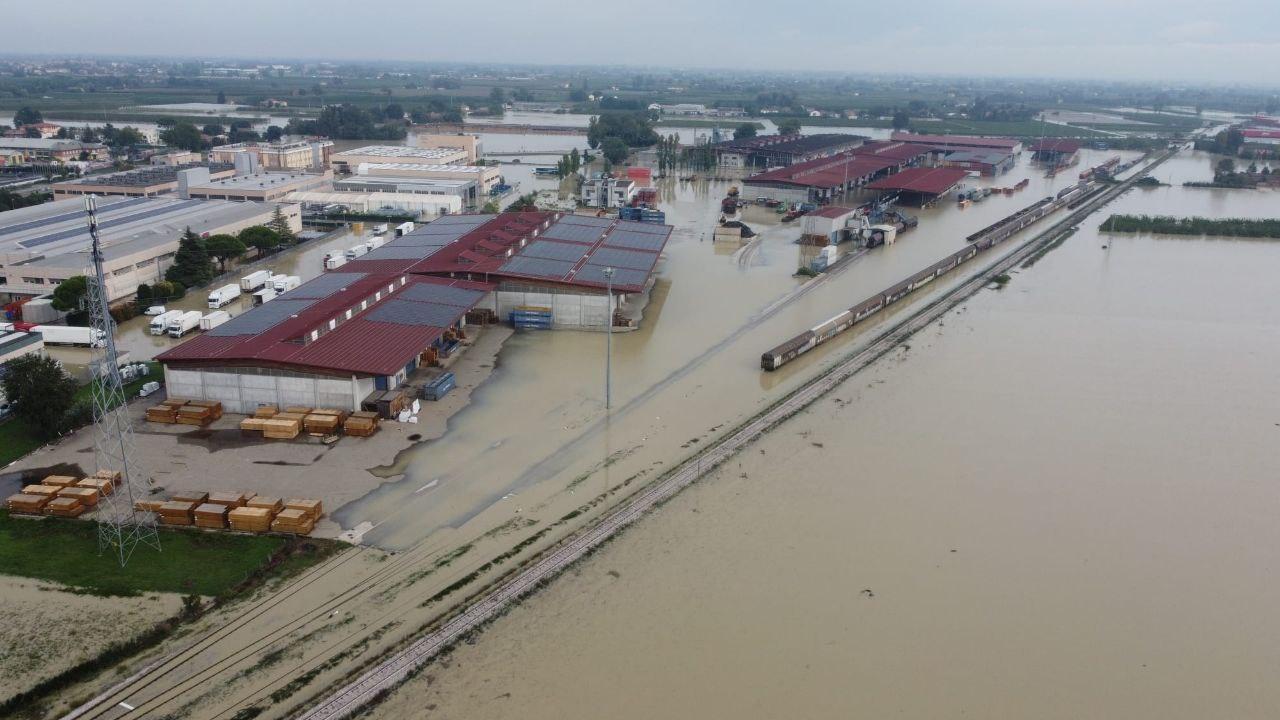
[761,182,1092,371]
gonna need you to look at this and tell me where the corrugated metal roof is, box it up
[864,167,969,195]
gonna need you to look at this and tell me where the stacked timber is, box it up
[207,491,254,508]
[42,475,79,489]
[253,405,279,419]
[227,506,273,533]
[22,485,60,497]
[7,493,51,514]
[176,401,221,427]
[92,469,122,487]
[239,417,269,434]
[45,497,85,518]
[270,508,315,535]
[303,409,346,435]
[262,415,302,440]
[247,496,284,514]
[147,399,186,423]
[77,477,116,497]
[284,498,323,521]
[134,500,166,513]
[57,486,100,507]
[169,490,208,504]
[193,503,229,529]
[284,406,313,415]
[343,411,380,437]
[157,501,197,525]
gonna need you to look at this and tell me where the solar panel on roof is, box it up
[362,244,442,260]
[521,240,591,263]
[286,272,367,298]
[603,228,669,252]
[388,233,452,246]
[0,197,150,238]
[18,199,208,249]
[499,255,575,279]
[208,299,319,336]
[366,299,465,328]
[585,246,657,271]
[542,223,605,244]
[613,220,667,235]
[575,265,649,288]
[558,215,614,228]
[426,213,495,226]
[399,283,486,307]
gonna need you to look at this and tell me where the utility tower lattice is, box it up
[85,195,160,567]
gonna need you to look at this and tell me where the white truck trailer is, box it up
[207,283,242,309]
[240,270,273,292]
[167,311,202,338]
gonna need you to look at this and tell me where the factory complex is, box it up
[156,211,672,413]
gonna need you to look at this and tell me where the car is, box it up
[143,305,167,316]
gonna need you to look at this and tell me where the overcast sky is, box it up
[6,0,1279,87]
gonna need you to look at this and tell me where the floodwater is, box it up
[333,145,1148,550]
[365,154,1280,720]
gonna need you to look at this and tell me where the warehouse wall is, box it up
[163,366,362,414]
[492,289,614,328]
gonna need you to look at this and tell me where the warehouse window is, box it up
[360,301,367,311]
[310,330,318,341]
[345,309,352,319]
[328,319,336,330]
[375,291,381,301]
[21,277,44,284]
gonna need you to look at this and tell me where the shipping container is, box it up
[423,372,456,401]
[207,284,241,309]
[252,287,277,305]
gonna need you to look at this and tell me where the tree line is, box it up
[1099,214,1280,238]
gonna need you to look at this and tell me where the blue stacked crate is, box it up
[424,372,456,401]
[640,209,666,223]
[510,307,553,330]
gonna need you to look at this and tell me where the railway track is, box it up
[296,149,1177,719]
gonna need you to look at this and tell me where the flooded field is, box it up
[364,156,1280,720]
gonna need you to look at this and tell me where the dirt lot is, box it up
[0,576,181,702]
[2,326,512,541]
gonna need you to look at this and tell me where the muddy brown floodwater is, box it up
[363,161,1280,719]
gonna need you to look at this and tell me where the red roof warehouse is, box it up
[156,212,673,412]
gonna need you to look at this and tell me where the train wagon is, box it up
[761,331,817,371]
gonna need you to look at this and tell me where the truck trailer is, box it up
[207,284,242,309]
[240,270,272,292]
[167,311,202,338]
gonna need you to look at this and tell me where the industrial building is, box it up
[50,164,236,199]
[864,167,969,204]
[940,149,1016,176]
[742,141,934,203]
[1028,139,1081,165]
[181,169,332,202]
[355,162,504,194]
[415,133,483,163]
[889,131,1023,154]
[150,150,202,166]
[333,175,480,207]
[0,137,109,163]
[0,325,44,365]
[710,133,866,169]
[284,190,461,218]
[156,212,673,411]
[208,139,334,171]
[330,145,469,174]
[581,177,637,208]
[1241,128,1280,156]
[0,197,301,302]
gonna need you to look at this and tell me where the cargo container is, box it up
[33,325,107,347]
[394,221,415,237]
[240,270,272,292]
[200,310,230,330]
[207,284,241,309]
[344,244,369,260]
[272,275,301,293]
[150,310,183,335]
[167,311,202,338]
[423,372,456,401]
[252,287,277,305]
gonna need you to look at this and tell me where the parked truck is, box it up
[149,310,183,335]
[323,252,347,270]
[207,283,242,309]
[252,288,277,305]
[366,235,386,251]
[167,311,202,338]
[344,243,369,261]
[240,270,272,292]
[271,274,301,293]
[33,324,107,347]
[372,223,389,235]
[394,221,414,237]
[200,310,230,330]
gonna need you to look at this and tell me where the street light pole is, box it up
[603,266,614,411]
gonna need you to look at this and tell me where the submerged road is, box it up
[296,148,1179,719]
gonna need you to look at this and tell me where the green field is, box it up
[0,509,339,596]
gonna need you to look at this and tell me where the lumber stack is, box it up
[285,498,323,521]
[77,477,115,496]
[176,403,218,426]
[239,417,268,433]
[270,508,315,535]
[343,411,380,438]
[57,486,100,507]
[227,506,273,533]
[193,503,229,529]
[157,500,197,526]
[284,405,313,415]
[135,500,165,512]
[7,493,51,514]
[169,490,208,504]
[253,405,279,419]
[22,485,60,497]
[207,491,254,508]
[92,469,122,487]
[303,409,346,434]
[42,475,79,488]
[45,497,85,518]
[146,398,186,424]
[247,496,283,514]
[262,416,302,439]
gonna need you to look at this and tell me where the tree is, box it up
[80,126,98,143]
[733,123,757,140]
[383,103,405,121]
[110,126,145,147]
[602,137,629,164]
[1,354,79,439]
[481,199,501,213]
[13,106,42,127]
[238,225,282,254]
[570,147,580,173]
[217,90,227,104]
[165,227,213,288]
[1215,158,1236,178]
[23,126,41,138]
[265,125,285,142]
[204,234,247,273]
[161,122,204,152]
[891,110,911,130]
[489,87,506,106]
[202,123,224,137]
[267,206,296,244]
[136,283,152,302]
[50,275,89,312]
[776,117,801,135]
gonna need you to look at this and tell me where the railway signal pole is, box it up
[85,195,160,567]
